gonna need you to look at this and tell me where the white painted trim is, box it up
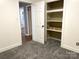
[19,0,32,3]
[61,44,79,53]
[0,43,22,53]
[47,9,63,13]
[33,40,44,44]
[25,34,31,36]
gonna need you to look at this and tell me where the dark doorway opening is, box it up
[19,2,32,44]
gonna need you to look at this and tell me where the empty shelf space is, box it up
[48,36,61,41]
[47,12,63,20]
[47,0,63,10]
[47,9,63,13]
[47,20,62,22]
[47,28,62,32]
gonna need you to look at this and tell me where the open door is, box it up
[31,1,45,44]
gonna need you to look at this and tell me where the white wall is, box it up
[0,0,22,53]
[0,0,45,53]
[61,0,79,53]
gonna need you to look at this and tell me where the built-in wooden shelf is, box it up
[47,20,62,22]
[47,28,62,32]
[47,0,63,41]
[48,36,61,41]
[47,9,63,13]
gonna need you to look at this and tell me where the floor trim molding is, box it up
[0,43,22,53]
[61,44,79,53]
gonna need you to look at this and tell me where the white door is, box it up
[31,1,45,44]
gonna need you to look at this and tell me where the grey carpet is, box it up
[0,39,79,59]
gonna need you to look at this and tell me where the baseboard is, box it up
[61,44,79,53]
[0,43,22,53]
[33,39,44,44]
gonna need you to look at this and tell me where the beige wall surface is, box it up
[61,0,79,53]
[0,0,45,53]
[0,0,44,53]
[0,0,22,53]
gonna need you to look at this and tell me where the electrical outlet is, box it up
[76,42,79,46]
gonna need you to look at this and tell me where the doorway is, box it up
[19,2,32,44]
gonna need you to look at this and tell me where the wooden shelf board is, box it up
[48,36,61,41]
[47,20,62,22]
[47,29,62,32]
[47,9,63,13]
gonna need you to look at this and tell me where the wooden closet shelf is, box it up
[47,28,62,32]
[47,9,63,13]
[47,20,62,22]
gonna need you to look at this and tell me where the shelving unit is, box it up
[46,0,63,41]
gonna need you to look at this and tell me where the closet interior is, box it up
[46,0,63,41]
